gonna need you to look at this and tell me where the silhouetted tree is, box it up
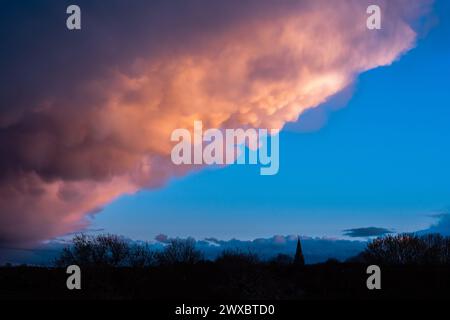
[421,234,450,265]
[362,233,450,265]
[128,244,157,267]
[97,234,130,266]
[55,234,135,267]
[216,249,260,266]
[364,234,425,265]
[324,258,340,265]
[156,238,203,265]
[269,253,293,266]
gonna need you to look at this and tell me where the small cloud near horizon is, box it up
[343,227,394,238]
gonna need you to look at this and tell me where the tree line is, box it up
[55,233,450,267]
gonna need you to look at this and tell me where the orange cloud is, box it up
[0,0,433,245]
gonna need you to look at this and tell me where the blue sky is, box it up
[91,0,450,241]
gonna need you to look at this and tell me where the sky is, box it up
[92,0,450,241]
[0,0,449,246]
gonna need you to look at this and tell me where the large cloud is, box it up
[0,0,432,245]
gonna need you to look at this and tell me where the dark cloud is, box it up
[343,227,394,238]
[154,234,170,243]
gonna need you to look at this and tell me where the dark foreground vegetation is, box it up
[1,233,450,300]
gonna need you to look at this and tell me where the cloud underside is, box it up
[0,0,432,245]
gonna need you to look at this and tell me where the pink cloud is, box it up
[0,0,433,245]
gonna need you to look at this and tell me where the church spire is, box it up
[294,236,305,266]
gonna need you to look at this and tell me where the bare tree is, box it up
[269,253,293,266]
[56,234,94,267]
[363,233,450,265]
[157,238,203,265]
[55,234,133,267]
[216,249,260,266]
[128,244,156,267]
[97,234,129,267]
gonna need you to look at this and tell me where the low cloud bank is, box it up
[0,234,367,265]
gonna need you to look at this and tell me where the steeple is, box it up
[294,236,305,266]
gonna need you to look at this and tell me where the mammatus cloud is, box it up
[0,0,433,245]
[343,227,394,238]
